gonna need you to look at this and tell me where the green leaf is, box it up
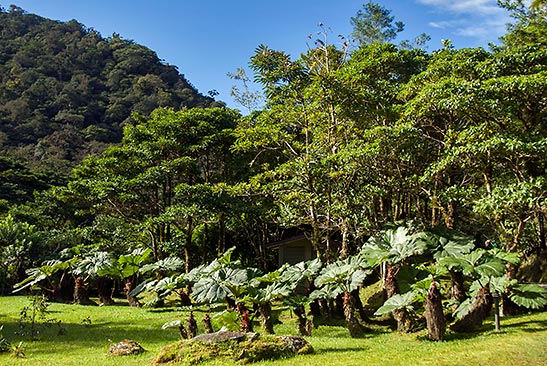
[192,276,230,304]
[509,284,547,309]
[212,310,240,331]
[453,298,473,319]
[374,291,418,316]
[162,320,182,329]
[475,259,505,277]
[140,257,184,274]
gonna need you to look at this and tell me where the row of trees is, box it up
[13,225,547,341]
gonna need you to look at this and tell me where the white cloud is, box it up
[428,20,465,29]
[416,0,503,15]
[416,0,511,42]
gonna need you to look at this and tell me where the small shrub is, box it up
[17,294,55,340]
[11,341,26,358]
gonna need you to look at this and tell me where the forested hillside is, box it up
[0,5,220,180]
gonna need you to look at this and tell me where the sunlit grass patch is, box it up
[0,296,546,366]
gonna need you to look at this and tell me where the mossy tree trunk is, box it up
[294,305,312,336]
[425,282,446,341]
[384,266,411,332]
[96,277,115,305]
[450,270,466,304]
[124,277,141,307]
[73,276,97,306]
[343,291,363,338]
[202,312,214,333]
[451,284,492,333]
[237,302,253,332]
[186,311,198,338]
[258,302,275,334]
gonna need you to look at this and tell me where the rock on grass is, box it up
[108,339,145,356]
[152,331,313,365]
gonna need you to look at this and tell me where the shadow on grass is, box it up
[315,346,371,354]
[497,319,547,332]
[0,318,178,350]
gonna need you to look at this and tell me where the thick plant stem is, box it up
[258,302,274,334]
[294,305,312,336]
[451,285,492,333]
[384,266,411,332]
[343,291,363,338]
[450,270,466,304]
[124,277,141,307]
[425,282,446,341]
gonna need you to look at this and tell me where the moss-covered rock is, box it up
[108,339,145,356]
[152,331,313,365]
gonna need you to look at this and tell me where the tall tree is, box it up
[69,107,240,269]
[350,1,404,45]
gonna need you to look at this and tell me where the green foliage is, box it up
[97,248,151,279]
[438,249,507,278]
[425,227,475,260]
[0,8,217,178]
[453,298,474,320]
[350,1,405,45]
[212,310,241,331]
[374,291,418,316]
[509,283,547,309]
[312,256,371,299]
[16,294,55,340]
[12,259,72,293]
[0,214,46,293]
[361,226,428,267]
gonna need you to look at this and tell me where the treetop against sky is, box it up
[6,0,513,109]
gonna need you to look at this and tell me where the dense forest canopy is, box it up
[0,5,220,182]
[0,1,546,332]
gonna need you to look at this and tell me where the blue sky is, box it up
[6,0,514,110]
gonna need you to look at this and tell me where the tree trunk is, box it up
[384,266,411,332]
[537,211,546,251]
[308,278,322,318]
[96,277,115,305]
[73,276,97,306]
[178,288,192,306]
[343,291,363,338]
[202,312,214,333]
[226,296,236,310]
[352,288,371,323]
[237,302,253,332]
[450,270,467,304]
[502,263,519,316]
[384,265,398,298]
[124,277,141,307]
[186,311,198,338]
[258,302,274,334]
[425,282,446,341]
[451,285,492,333]
[294,305,312,336]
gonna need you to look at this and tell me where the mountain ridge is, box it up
[0,5,223,179]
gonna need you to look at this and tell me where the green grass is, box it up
[1,296,546,366]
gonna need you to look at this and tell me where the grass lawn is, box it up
[0,295,546,366]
